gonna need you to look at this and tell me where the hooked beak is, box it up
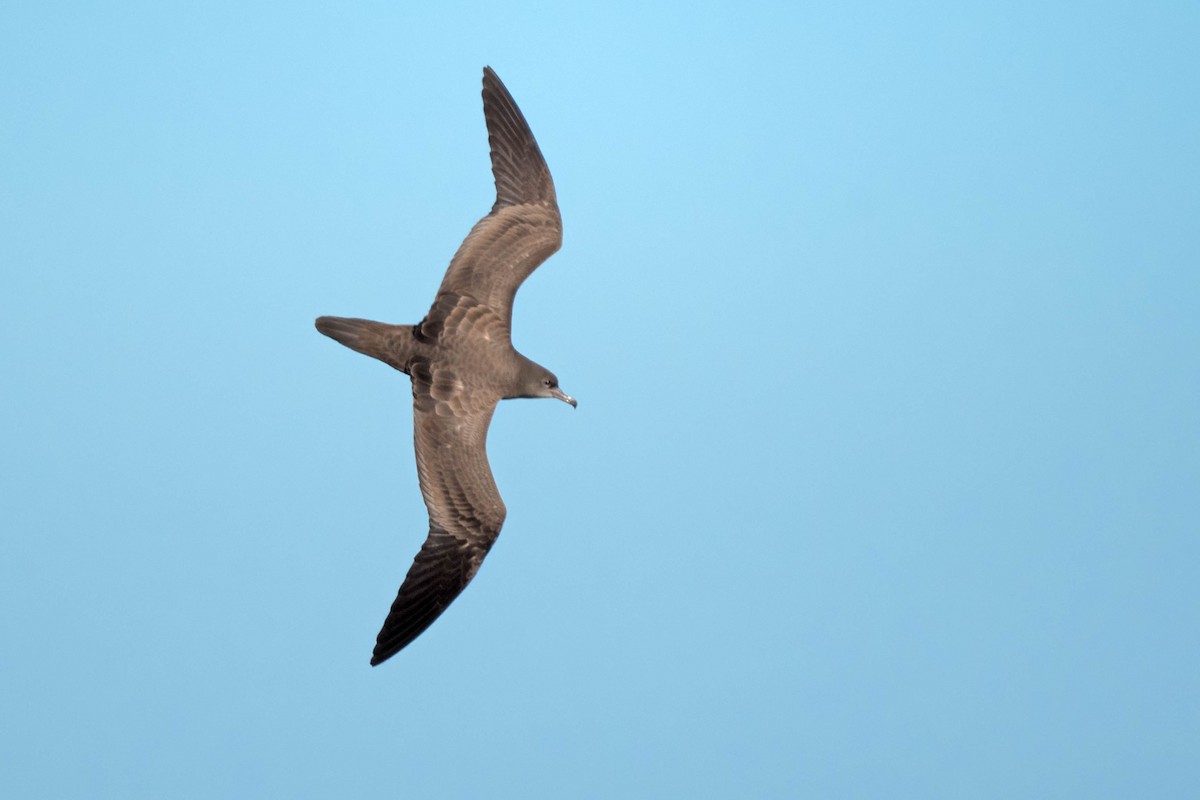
[551,387,577,408]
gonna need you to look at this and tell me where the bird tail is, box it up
[314,316,411,372]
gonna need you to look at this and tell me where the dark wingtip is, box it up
[371,641,403,667]
[480,65,556,211]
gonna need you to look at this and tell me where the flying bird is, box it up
[315,67,574,666]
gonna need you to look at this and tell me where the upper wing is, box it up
[370,359,507,665]
[432,66,562,327]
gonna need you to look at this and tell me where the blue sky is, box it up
[2,1,1198,797]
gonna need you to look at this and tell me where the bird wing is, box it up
[432,66,562,328]
[370,358,507,665]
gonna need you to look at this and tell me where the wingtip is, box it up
[478,65,557,212]
[371,645,397,667]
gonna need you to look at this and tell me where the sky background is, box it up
[2,1,1198,797]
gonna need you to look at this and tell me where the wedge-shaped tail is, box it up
[315,316,415,372]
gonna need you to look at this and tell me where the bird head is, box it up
[514,358,576,407]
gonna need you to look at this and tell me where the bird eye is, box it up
[543,378,554,388]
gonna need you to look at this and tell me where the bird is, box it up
[315,67,574,666]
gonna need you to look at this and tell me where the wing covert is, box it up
[370,361,506,664]
[433,67,563,326]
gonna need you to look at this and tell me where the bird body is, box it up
[315,67,574,666]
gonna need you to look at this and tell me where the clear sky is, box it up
[2,1,1198,797]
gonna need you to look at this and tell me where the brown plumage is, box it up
[315,67,575,666]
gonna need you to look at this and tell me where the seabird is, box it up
[315,67,574,666]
